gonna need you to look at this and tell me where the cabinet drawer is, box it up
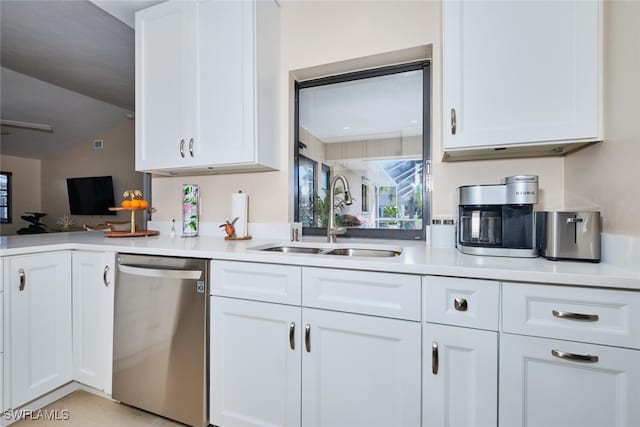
[500,333,640,427]
[424,276,499,331]
[211,261,301,305]
[302,268,421,321]
[502,283,640,349]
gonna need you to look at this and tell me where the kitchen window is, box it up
[294,61,431,240]
[0,171,12,224]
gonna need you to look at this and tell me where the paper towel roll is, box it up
[231,191,248,238]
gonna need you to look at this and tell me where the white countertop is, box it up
[1,232,639,290]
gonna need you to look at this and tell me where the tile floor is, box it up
[12,390,184,426]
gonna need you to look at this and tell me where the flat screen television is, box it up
[66,176,116,216]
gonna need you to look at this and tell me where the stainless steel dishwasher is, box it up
[113,254,208,427]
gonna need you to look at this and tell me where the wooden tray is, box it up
[225,235,252,241]
[104,230,160,238]
[106,206,158,236]
[108,207,156,212]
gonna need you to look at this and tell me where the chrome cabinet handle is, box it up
[432,342,439,374]
[18,268,26,291]
[179,139,185,158]
[552,310,599,322]
[451,108,457,135]
[305,324,311,352]
[454,298,468,312]
[189,138,194,157]
[551,349,599,363]
[103,265,110,287]
[119,264,202,280]
[289,322,295,350]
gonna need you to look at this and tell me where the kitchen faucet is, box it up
[327,175,353,243]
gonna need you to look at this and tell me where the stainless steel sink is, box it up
[253,243,402,258]
[261,246,324,254]
[325,248,401,257]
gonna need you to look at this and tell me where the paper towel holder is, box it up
[229,190,251,240]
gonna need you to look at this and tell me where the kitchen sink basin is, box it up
[252,243,402,258]
[325,248,401,257]
[261,246,324,254]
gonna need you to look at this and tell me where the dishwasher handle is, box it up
[118,264,203,280]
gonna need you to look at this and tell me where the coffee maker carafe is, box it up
[457,175,538,258]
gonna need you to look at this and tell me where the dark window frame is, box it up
[294,61,432,240]
[297,154,318,226]
[0,171,12,224]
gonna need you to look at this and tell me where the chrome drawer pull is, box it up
[552,310,599,322]
[189,138,194,157]
[289,322,295,350]
[179,139,185,158]
[451,108,457,135]
[454,298,468,312]
[305,324,311,352]
[551,349,599,363]
[432,342,439,374]
[103,265,110,287]
[18,268,26,291]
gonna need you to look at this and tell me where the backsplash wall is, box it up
[0,155,42,236]
[564,0,640,237]
[152,0,634,236]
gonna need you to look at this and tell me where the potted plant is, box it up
[383,205,399,228]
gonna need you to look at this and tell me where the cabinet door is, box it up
[135,1,198,171]
[443,0,600,150]
[302,309,421,427]
[72,251,115,393]
[210,297,301,427]
[500,334,640,427]
[423,324,497,427]
[197,0,256,167]
[8,252,72,408]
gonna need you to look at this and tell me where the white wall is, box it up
[564,0,640,236]
[41,119,143,229]
[151,0,640,237]
[0,155,42,235]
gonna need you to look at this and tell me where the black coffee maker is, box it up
[457,175,538,258]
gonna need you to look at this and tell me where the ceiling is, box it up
[0,0,161,159]
[0,67,131,159]
[299,70,423,143]
[0,0,138,110]
[89,0,164,28]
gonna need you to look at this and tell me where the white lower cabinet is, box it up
[423,323,498,427]
[210,296,301,427]
[6,251,72,408]
[301,308,421,427]
[209,297,421,427]
[72,251,115,394]
[500,333,640,427]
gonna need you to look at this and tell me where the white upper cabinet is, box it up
[442,0,602,159]
[136,0,280,175]
[135,1,198,171]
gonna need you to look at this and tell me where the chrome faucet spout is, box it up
[327,175,352,244]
